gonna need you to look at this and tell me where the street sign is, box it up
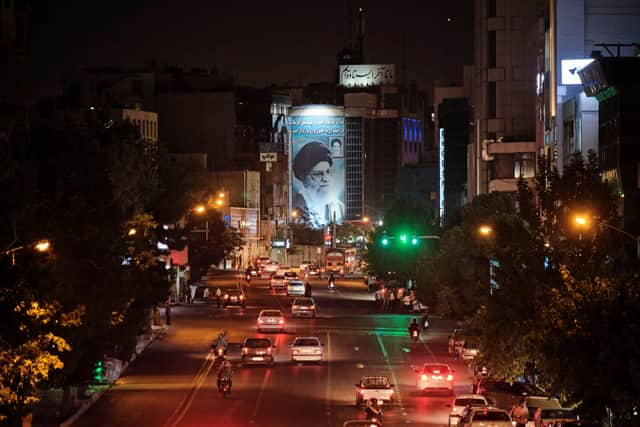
[260,152,277,162]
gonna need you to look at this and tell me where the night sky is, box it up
[30,0,473,98]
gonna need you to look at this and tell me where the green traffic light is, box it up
[400,234,407,243]
[93,361,103,382]
[381,238,389,246]
[411,237,418,245]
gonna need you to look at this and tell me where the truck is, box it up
[355,376,396,406]
[325,248,345,276]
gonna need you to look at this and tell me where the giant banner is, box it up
[289,105,345,229]
[339,64,395,87]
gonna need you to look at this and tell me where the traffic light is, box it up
[411,237,418,245]
[399,234,407,244]
[381,237,389,246]
[93,360,104,382]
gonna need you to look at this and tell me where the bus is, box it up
[324,249,345,276]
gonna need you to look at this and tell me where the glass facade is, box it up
[345,117,363,220]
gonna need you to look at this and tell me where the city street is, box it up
[72,272,475,427]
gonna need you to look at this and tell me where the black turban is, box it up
[293,141,333,181]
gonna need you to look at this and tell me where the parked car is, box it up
[355,376,395,406]
[286,280,306,297]
[460,340,480,361]
[290,336,323,363]
[257,309,285,332]
[241,337,275,365]
[448,394,490,427]
[270,274,287,291]
[415,363,455,394]
[527,408,578,427]
[460,407,512,427]
[291,297,316,317]
[223,289,246,308]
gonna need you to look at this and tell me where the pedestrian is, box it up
[203,287,210,301]
[215,287,222,308]
[534,407,543,427]
[165,304,172,325]
[382,288,390,311]
[510,398,529,427]
[305,282,312,297]
[388,288,396,311]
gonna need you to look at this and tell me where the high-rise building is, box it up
[468,0,544,200]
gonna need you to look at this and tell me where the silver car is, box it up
[448,394,489,427]
[286,280,306,296]
[270,274,286,291]
[257,309,285,332]
[290,336,323,363]
[291,297,316,317]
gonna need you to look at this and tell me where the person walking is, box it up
[215,287,222,308]
[165,304,172,325]
[203,287,210,302]
[510,398,529,427]
[388,288,396,311]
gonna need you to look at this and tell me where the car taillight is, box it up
[217,348,224,355]
[278,319,284,324]
[358,388,364,395]
[258,319,264,324]
[292,305,298,309]
[390,389,394,395]
[292,349,299,354]
[242,347,248,354]
[446,374,454,381]
[239,295,244,300]
[310,305,315,309]
[421,374,428,381]
[224,294,229,299]
[266,347,272,354]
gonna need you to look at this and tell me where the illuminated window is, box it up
[514,153,535,178]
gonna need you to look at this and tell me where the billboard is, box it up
[339,64,395,87]
[289,105,345,229]
[561,59,594,85]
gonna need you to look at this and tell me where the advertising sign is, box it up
[561,59,594,85]
[339,64,395,87]
[289,105,345,229]
[259,153,277,162]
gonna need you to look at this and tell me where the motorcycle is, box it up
[213,345,226,364]
[328,280,336,290]
[410,328,419,344]
[366,402,383,425]
[245,273,251,284]
[218,376,231,397]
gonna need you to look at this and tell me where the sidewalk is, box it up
[32,325,168,427]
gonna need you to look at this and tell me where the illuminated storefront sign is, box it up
[561,59,593,85]
[339,64,395,87]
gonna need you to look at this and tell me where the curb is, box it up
[59,326,168,427]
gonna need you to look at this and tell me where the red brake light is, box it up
[242,347,248,354]
[267,347,272,354]
[258,319,264,324]
[310,305,315,309]
[315,349,322,354]
[447,374,454,381]
[278,319,284,324]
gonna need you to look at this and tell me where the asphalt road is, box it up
[73,272,476,427]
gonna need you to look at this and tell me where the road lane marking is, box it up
[251,367,271,420]
[325,331,332,426]
[419,333,438,362]
[375,332,405,409]
[163,351,215,427]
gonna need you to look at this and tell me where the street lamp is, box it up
[128,228,137,236]
[573,213,640,259]
[363,216,370,223]
[193,204,210,241]
[479,225,493,236]
[35,240,50,252]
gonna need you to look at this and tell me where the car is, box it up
[415,363,455,393]
[291,297,316,317]
[254,257,272,267]
[246,266,260,277]
[261,262,280,277]
[277,265,292,274]
[527,408,578,427]
[460,407,512,427]
[223,289,246,308]
[355,376,395,406]
[448,394,490,427]
[448,329,471,357]
[460,340,480,361]
[290,336,323,363]
[241,337,275,365]
[286,280,306,297]
[283,271,299,282]
[257,309,285,332]
[523,396,562,427]
[270,274,287,291]
[299,260,313,271]
[307,263,321,277]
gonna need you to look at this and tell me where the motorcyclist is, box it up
[365,398,382,421]
[217,358,233,393]
[213,332,227,355]
[421,310,430,330]
[409,318,420,340]
[328,273,335,287]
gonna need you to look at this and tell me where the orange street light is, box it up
[35,240,51,252]
[215,199,223,207]
[479,225,493,236]
[194,205,206,214]
[574,214,589,227]
[128,228,137,236]
[363,216,370,223]
[291,209,298,218]
[218,192,225,199]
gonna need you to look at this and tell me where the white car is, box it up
[257,309,285,332]
[291,297,316,317]
[290,336,323,363]
[270,274,287,291]
[286,280,306,296]
[283,271,299,283]
[277,265,292,274]
[448,394,490,427]
[461,407,512,427]
[299,260,313,271]
[261,262,280,277]
[415,363,455,394]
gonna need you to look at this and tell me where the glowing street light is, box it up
[215,199,223,207]
[218,192,225,199]
[35,240,51,252]
[128,228,137,236]
[479,225,493,236]
[291,209,298,218]
[363,216,370,223]
[574,214,589,227]
[194,205,206,214]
